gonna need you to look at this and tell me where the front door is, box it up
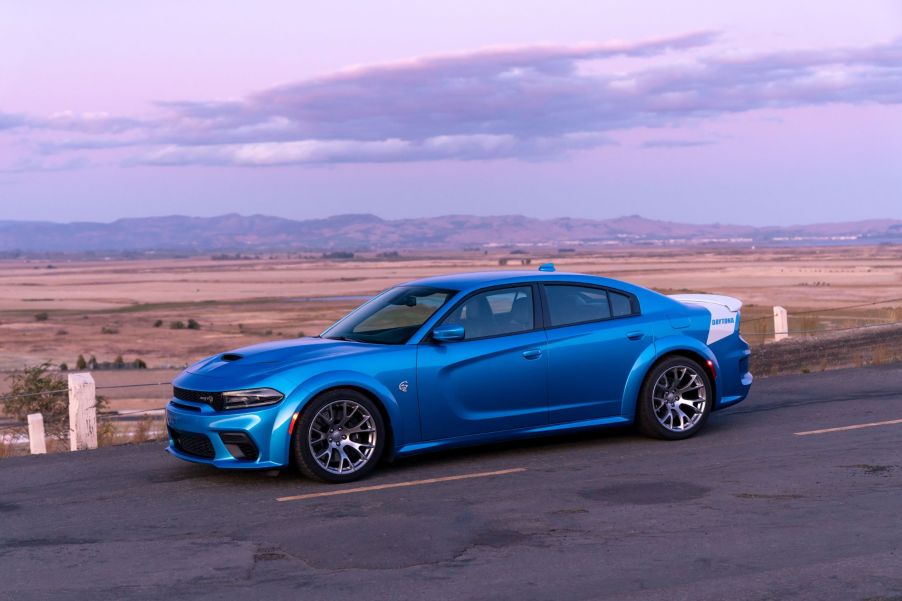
[417,285,549,440]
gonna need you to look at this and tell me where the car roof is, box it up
[401,270,639,293]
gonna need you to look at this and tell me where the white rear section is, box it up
[669,294,742,345]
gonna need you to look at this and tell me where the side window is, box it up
[609,290,634,317]
[545,285,611,327]
[441,286,534,340]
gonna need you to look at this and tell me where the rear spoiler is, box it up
[669,294,742,312]
[669,294,742,344]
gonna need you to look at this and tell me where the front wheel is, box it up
[292,389,385,483]
[637,357,712,440]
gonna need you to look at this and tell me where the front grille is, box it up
[173,387,223,410]
[169,428,215,459]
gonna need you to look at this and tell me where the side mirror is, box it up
[432,324,465,343]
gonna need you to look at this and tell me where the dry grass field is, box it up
[1,245,901,413]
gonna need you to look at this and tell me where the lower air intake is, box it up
[169,428,215,459]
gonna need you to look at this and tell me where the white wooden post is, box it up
[773,306,789,342]
[68,372,97,451]
[27,413,46,455]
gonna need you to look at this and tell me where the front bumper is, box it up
[165,399,287,469]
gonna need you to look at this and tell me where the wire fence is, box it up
[0,381,173,434]
[742,319,902,338]
[742,295,902,324]
[0,381,172,403]
[97,407,167,421]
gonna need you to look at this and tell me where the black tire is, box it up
[292,388,386,483]
[637,356,712,440]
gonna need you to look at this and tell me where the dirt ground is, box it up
[1,245,900,411]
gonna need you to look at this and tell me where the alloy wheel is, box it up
[652,365,707,432]
[308,399,378,475]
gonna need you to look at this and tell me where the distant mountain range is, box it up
[1,213,900,254]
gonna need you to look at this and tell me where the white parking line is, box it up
[795,418,902,437]
[276,467,527,502]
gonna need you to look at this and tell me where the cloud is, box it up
[0,156,91,174]
[136,132,618,166]
[4,33,902,167]
[0,111,28,130]
[641,139,717,149]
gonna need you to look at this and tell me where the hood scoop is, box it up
[220,353,244,362]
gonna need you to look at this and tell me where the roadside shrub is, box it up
[153,319,163,328]
[170,321,186,330]
[59,363,68,372]
[132,358,147,369]
[76,354,87,370]
[34,312,49,322]
[101,326,119,335]
[56,329,68,336]
[186,319,201,330]
[113,355,126,368]
[0,364,110,439]
[0,427,26,458]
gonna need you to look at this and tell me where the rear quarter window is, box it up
[609,290,634,317]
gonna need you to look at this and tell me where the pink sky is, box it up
[1,0,900,224]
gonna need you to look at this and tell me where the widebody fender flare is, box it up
[267,370,404,466]
[620,334,720,419]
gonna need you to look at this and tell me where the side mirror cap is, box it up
[432,324,465,343]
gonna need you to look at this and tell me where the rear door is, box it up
[541,283,650,422]
[417,284,549,440]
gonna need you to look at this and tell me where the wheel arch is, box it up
[275,370,402,466]
[647,350,718,410]
[306,384,396,461]
[622,336,720,420]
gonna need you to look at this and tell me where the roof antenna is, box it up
[538,262,556,272]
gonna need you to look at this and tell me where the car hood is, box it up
[185,337,384,380]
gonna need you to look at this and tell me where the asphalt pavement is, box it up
[1,363,901,601]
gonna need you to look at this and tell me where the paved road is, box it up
[2,364,901,601]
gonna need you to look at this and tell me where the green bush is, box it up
[76,354,87,370]
[153,319,163,328]
[186,319,201,330]
[34,312,49,322]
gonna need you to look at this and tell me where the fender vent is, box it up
[221,353,243,362]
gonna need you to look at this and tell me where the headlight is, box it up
[221,388,284,409]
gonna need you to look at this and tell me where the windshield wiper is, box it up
[323,335,361,342]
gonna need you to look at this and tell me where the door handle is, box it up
[626,331,644,341]
[522,349,543,360]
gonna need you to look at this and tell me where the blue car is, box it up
[166,265,752,482]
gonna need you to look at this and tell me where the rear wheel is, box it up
[292,389,385,483]
[637,356,712,440]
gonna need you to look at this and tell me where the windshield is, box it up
[321,286,456,344]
